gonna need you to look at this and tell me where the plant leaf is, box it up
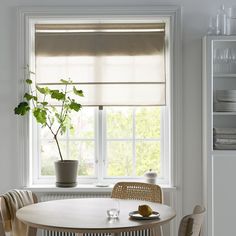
[14,102,30,115]
[60,125,67,135]
[60,79,71,84]
[24,93,37,101]
[55,112,61,123]
[36,86,50,95]
[69,101,82,111]
[36,86,46,94]
[50,90,65,100]
[69,125,75,135]
[26,79,32,84]
[73,86,84,97]
[40,102,48,106]
[33,108,47,125]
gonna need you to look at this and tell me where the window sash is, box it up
[32,106,169,185]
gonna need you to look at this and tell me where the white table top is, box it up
[16,198,176,234]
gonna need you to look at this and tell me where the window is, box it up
[21,14,174,186]
[30,22,170,185]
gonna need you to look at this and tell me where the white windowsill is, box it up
[24,184,177,193]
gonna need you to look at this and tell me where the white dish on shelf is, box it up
[216,90,236,102]
[213,73,236,77]
[214,102,236,111]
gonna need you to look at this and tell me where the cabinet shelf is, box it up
[214,112,236,115]
[214,73,236,78]
[212,150,236,155]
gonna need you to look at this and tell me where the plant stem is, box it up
[55,84,68,137]
[54,134,63,161]
[46,123,63,161]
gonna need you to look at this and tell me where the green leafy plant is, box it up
[14,67,84,161]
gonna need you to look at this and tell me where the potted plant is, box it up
[14,67,84,187]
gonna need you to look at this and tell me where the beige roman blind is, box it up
[35,23,166,106]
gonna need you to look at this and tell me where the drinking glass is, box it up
[107,199,120,218]
[223,48,232,73]
[213,48,222,73]
[231,48,236,73]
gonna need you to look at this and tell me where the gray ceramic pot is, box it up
[54,160,78,187]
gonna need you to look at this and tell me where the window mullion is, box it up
[35,123,40,184]
[97,106,104,182]
[102,106,107,180]
[132,108,136,176]
[66,125,69,160]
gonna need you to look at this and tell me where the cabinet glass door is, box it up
[213,40,236,150]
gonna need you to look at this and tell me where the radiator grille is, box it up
[43,232,150,236]
[43,230,150,236]
[40,192,110,201]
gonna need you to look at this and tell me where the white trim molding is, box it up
[17,6,182,236]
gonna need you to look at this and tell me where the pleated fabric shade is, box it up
[35,23,166,106]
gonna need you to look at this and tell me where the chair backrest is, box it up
[111,181,163,203]
[0,190,38,235]
[178,205,205,236]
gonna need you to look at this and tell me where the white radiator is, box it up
[40,192,110,201]
[40,193,151,236]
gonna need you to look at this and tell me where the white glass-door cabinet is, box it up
[203,36,236,236]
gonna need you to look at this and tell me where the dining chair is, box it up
[111,181,163,203]
[111,181,163,236]
[0,189,38,236]
[178,205,205,236]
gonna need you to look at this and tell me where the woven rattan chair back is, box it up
[111,181,163,203]
[178,205,205,236]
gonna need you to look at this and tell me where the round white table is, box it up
[16,198,176,236]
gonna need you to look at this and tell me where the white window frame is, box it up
[32,105,168,185]
[17,5,182,193]
[99,106,169,183]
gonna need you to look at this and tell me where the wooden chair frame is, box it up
[178,205,205,236]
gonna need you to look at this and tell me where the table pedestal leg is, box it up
[150,226,162,236]
[26,226,37,236]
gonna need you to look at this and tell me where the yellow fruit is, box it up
[138,204,153,217]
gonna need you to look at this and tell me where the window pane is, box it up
[106,107,133,139]
[136,107,161,138]
[40,140,67,176]
[69,107,95,139]
[106,141,132,176]
[69,141,95,176]
[136,141,160,176]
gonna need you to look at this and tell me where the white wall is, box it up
[0,0,235,217]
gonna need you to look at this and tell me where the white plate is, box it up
[129,211,160,220]
[95,183,109,187]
